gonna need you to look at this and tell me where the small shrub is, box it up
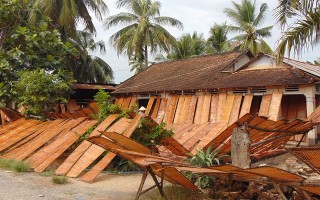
[40,169,56,177]
[0,158,31,173]
[52,175,68,184]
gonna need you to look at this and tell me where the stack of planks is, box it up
[138,92,283,154]
[115,96,137,110]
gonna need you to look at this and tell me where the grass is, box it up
[52,175,68,184]
[0,158,31,173]
[40,169,56,177]
[139,185,206,200]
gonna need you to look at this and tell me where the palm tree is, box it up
[206,23,231,54]
[274,0,320,63]
[167,32,206,60]
[70,31,114,83]
[224,0,273,55]
[104,0,183,70]
[30,0,108,36]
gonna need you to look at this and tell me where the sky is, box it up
[90,0,320,84]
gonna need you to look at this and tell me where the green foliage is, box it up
[94,90,119,121]
[0,158,31,173]
[132,119,173,148]
[52,175,68,184]
[14,69,75,117]
[115,158,140,172]
[40,169,56,177]
[185,146,227,189]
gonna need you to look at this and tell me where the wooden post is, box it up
[0,110,5,125]
[231,125,251,169]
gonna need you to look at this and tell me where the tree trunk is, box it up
[144,45,148,69]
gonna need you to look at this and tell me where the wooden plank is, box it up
[194,95,204,124]
[268,92,283,121]
[129,96,137,110]
[178,123,208,144]
[173,95,185,124]
[183,123,215,150]
[145,96,155,116]
[122,96,132,109]
[216,93,227,123]
[287,95,298,120]
[228,95,242,126]
[209,94,219,123]
[200,94,212,124]
[80,115,142,182]
[239,94,253,118]
[180,95,192,123]
[163,95,174,124]
[18,118,86,161]
[150,96,161,120]
[220,94,235,123]
[186,95,198,123]
[55,115,118,175]
[0,118,26,135]
[65,118,132,178]
[116,97,124,108]
[156,98,167,124]
[32,120,97,172]
[259,94,272,117]
[173,124,195,140]
[166,95,179,125]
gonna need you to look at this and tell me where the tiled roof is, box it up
[283,57,320,77]
[212,68,319,89]
[72,83,116,90]
[114,51,249,93]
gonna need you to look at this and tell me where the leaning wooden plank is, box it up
[183,123,215,151]
[32,120,97,173]
[55,114,118,175]
[200,94,212,124]
[220,94,235,124]
[173,95,185,124]
[216,93,227,123]
[186,95,198,123]
[150,96,161,120]
[156,98,167,124]
[80,115,142,182]
[259,94,272,117]
[3,119,67,157]
[228,95,242,126]
[121,96,132,109]
[180,95,192,123]
[0,118,26,135]
[25,118,86,163]
[178,123,209,145]
[0,120,43,152]
[116,97,124,108]
[65,117,132,178]
[145,96,155,116]
[209,94,219,123]
[129,96,137,110]
[194,95,204,124]
[239,94,253,118]
[268,92,283,121]
[173,124,196,140]
[166,95,179,125]
[163,95,174,124]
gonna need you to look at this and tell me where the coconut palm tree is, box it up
[167,32,206,60]
[206,23,231,54]
[70,31,114,83]
[224,0,273,55]
[104,0,183,70]
[274,0,320,63]
[30,0,108,36]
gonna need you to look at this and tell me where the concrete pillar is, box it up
[302,85,317,145]
[231,126,251,169]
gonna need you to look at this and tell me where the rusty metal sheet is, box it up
[161,137,189,157]
[298,185,320,195]
[32,120,97,173]
[286,145,320,175]
[55,114,118,175]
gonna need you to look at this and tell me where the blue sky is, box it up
[91,0,320,83]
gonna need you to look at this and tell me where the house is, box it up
[113,50,320,146]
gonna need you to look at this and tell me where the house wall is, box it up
[244,55,290,70]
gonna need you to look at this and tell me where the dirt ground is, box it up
[1,153,320,200]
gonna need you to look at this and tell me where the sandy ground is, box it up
[0,170,159,200]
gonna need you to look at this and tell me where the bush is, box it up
[52,175,68,184]
[0,158,31,173]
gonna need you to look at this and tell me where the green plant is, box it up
[0,158,31,173]
[116,158,140,172]
[185,147,227,189]
[40,169,56,177]
[52,175,68,184]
